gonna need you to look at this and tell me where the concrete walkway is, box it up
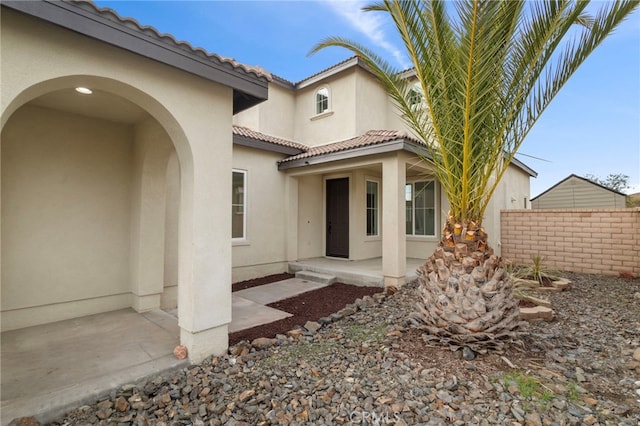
[0,277,330,424]
[230,278,329,333]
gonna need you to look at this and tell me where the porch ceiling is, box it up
[30,88,150,124]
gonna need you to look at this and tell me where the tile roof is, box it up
[294,56,361,86]
[279,130,421,163]
[71,1,272,82]
[232,126,308,152]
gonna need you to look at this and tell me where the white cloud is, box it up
[323,0,411,69]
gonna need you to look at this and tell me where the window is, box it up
[232,170,246,239]
[366,180,379,236]
[315,87,329,114]
[408,83,424,109]
[406,181,436,236]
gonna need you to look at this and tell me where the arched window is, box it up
[315,87,330,114]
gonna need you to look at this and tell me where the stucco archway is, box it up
[1,76,194,340]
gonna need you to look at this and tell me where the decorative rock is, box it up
[238,389,255,402]
[551,278,572,290]
[633,347,640,362]
[519,306,554,321]
[173,345,188,360]
[114,395,129,412]
[318,316,333,325]
[8,418,40,426]
[287,328,304,339]
[340,306,357,316]
[304,321,322,333]
[251,337,276,350]
[524,412,542,426]
[462,347,475,361]
[634,291,640,300]
[45,274,640,426]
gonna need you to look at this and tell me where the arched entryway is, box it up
[1,76,182,330]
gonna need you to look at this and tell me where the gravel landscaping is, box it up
[44,272,640,425]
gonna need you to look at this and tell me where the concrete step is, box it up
[295,270,336,285]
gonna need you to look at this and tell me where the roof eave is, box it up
[511,156,538,178]
[296,57,363,89]
[233,134,304,156]
[2,0,269,114]
[278,139,430,170]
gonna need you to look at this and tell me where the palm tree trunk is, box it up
[412,214,525,353]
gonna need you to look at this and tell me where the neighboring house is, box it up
[627,192,640,207]
[531,174,627,209]
[1,1,535,363]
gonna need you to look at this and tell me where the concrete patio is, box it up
[1,258,425,424]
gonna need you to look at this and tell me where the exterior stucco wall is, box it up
[294,70,358,146]
[233,84,296,141]
[483,164,532,256]
[1,105,134,330]
[354,70,395,135]
[351,169,383,260]
[162,151,180,310]
[129,118,174,312]
[297,175,324,259]
[231,145,289,281]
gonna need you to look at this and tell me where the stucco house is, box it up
[531,174,627,209]
[228,56,536,286]
[1,1,536,364]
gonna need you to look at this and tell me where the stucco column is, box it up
[177,123,233,364]
[285,176,299,262]
[130,119,173,312]
[382,155,406,287]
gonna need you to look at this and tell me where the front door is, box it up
[326,178,349,258]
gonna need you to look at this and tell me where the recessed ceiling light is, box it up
[75,87,93,95]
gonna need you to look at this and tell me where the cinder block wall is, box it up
[500,208,640,276]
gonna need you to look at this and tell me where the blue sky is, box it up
[95,1,640,196]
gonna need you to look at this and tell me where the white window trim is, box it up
[232,169,248,243]
[365,178,380,238]
[406,179,438,238]
[312,85,332,118]
[408,82,426,110]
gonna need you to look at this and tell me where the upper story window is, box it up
[406,180,436,236]
[232,169,247,240]
[315,87,330,115]
[408,84,424,109]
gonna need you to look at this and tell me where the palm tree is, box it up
[311,0,638,352]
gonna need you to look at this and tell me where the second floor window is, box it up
[315,87,329,114]
[408,84,424,109]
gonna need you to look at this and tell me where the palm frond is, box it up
[311,0,639,226]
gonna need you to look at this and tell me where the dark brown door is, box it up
[326,178,349,258]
